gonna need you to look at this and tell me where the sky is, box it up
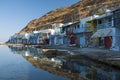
[0,0,79,42]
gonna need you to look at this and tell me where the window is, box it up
[98,20,102,24]
[108,17,111,22]
[75,26,76,29]
[114,11,120,27]
[77,25,80,28]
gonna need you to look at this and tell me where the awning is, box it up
[91,28,112,38]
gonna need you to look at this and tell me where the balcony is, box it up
[66,30,73,35]
[97,22,112,30]
[73,27,86,34]
[114,18,120,27]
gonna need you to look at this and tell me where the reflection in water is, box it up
[8,46,120,80]
[2,46,67,80]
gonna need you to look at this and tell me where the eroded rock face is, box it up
[19,0,120,34]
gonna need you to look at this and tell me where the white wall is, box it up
[111,28,120,51]
[115,28,120,46]
[112,28,116,47]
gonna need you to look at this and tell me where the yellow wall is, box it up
[86,19,99,46]
[86,19,97,33]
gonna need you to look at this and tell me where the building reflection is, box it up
[8,46,120,80]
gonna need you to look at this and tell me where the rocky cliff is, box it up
[19,0,120,34]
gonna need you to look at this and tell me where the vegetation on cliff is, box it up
[19,0,120,34]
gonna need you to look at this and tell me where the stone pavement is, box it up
[38,45,120,68]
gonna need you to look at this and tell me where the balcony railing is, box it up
[97,22,112,30]
[66,30,73,35]
[114,18,120,27]
[73,28,85,34]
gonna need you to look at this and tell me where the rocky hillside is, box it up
[19,0,120,34]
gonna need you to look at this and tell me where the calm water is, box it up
[0,46,67,80]
[0,46,120,80]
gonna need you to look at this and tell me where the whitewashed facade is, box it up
[91,10,120,51]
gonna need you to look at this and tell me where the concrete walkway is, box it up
[38,45,120,68]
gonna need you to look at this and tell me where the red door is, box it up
[104,37,112,48]
[70,36,76,44]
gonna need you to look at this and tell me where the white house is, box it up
[9,35,17,43]
[111,7,120,51]
[91,12,113,48]
[76,16,98,47]
[91,10,120,51]
[22,33,30,44]
[49,23,64,46]
[60,15,99,47]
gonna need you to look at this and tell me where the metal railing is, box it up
[97,22,112,30]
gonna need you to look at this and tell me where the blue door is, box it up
[58,37,63,45]
[80,37,86,47]
[50,35,55,46]
[63,36,68,46]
